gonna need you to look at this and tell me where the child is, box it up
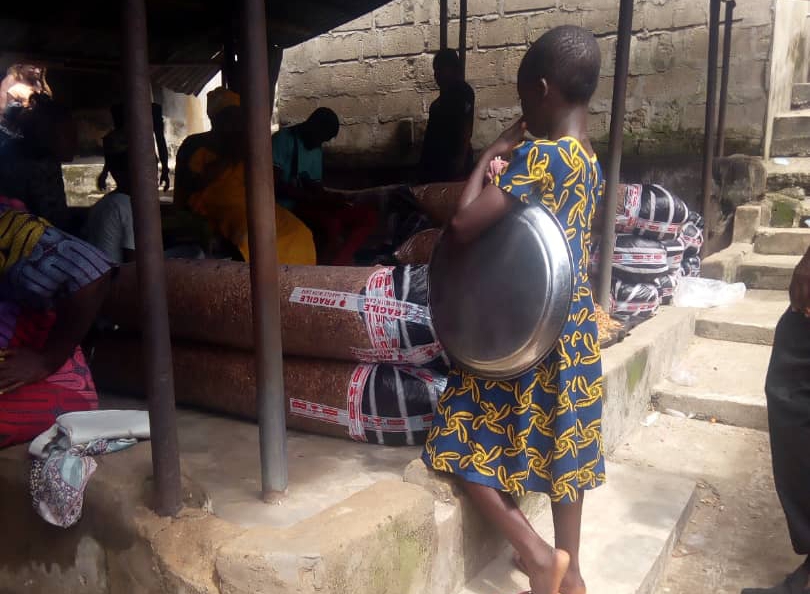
[422,26,605,594]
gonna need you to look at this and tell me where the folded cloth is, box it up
[28,410,150,527]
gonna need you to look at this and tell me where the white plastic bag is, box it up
[672,276,746,308]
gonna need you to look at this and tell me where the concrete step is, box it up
[612,416,797,594]
[652,337,770,430]
[695,290,788,345]
[457,461,696,594]
[737,253,801,290]
[765,157,810,193]
[771,110,810,157]
[754,227,810,255]
[792,83,810,109]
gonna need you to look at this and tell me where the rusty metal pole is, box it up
[240,0,288,500]
[597,0,634,311]
[701,0,722,254]
[715,0,736,157]
[440,0,448,50]
[459,0,468,76]
[122,0,182,516]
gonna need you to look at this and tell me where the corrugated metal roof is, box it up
[0,1,392,95]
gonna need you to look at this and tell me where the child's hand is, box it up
[486,157,508,183]
[489,118,527,158]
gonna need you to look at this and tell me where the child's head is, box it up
[517,26,601,137]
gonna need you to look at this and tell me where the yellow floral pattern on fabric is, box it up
[423,138,606,503]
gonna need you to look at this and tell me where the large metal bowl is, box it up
[428,202,574,380]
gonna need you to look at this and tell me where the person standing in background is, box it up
[418,49,475,183]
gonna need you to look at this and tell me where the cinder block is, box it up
[504,0,557,14]
[477,15,528,48]
[374,3,406,28]
[377,89,426,122]
[378,25,426,57]
[526,10,583,39]
[317,33,365,63]
[372,57,416,90]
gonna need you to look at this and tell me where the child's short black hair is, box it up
[433,48,462,72]
[518,26,601,104]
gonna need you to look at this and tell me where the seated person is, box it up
[0,63,52,114]
[84,141,205,263]
[0,197,112,448]
[273,108,377,265]
[176,87,316,265]
[0,94,76,232]
[83,144,135,264]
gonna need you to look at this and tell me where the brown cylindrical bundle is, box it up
[394,228,441,265]
[90,338,441,445]
[103,261,377,359]
[409,182,465,224]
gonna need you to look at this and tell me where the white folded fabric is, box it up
[29,410,150,458]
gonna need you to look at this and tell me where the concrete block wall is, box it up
[277,0,774,169]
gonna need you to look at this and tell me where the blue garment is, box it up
[422,137,606,503]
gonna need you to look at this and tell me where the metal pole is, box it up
[597,0,634,311]
[122,0,182,517]
[715,0,736,157]
[459,0,468,76]
[701,0,722,254]
[240,0,288,500]
[440,0,448,49]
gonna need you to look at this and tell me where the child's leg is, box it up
[552,491,587,594]
[462,480,569,594]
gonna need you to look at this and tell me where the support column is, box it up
[701,0,722,254]
[440,0,448,50]
[240,0,288,500]
[597,0,634,310]
[122,0,182,516]
[459,0,468,76]
[715,0,736,158]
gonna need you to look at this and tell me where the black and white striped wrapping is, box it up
[634,184,690,241]
[611,278,661,319]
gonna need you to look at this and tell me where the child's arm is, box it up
[449,119,527,244]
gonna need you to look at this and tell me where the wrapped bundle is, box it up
[654,273,680,305]
[682,255,701,278]
[611,278,660,320]
[90,338,444,446]
[409,182,466,224]
[661,238,685,273]
[102,260,448,370]
[394,228,442,265]
[614,183,642,233]
[592,234,669,281]
[681,212,704,257]
[634,184,689,241]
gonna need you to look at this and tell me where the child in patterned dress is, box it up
[422,26,605,594]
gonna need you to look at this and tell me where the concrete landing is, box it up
[457,461,696,594]
[765,157,810,192]
[612,416,799,594]
[652,337,771,430]
[771,110,810,158]
[695,290,788,345]
[737,253,801,290]
[754,227,810,255]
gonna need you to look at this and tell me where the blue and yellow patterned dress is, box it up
[422,137,606,503]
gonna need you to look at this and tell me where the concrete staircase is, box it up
[770,83,810,157]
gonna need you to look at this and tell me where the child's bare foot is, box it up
[559,570,586,594]
[514,551,585,594]
[522,547,569,594]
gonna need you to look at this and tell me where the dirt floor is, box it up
[612,416,802,594]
